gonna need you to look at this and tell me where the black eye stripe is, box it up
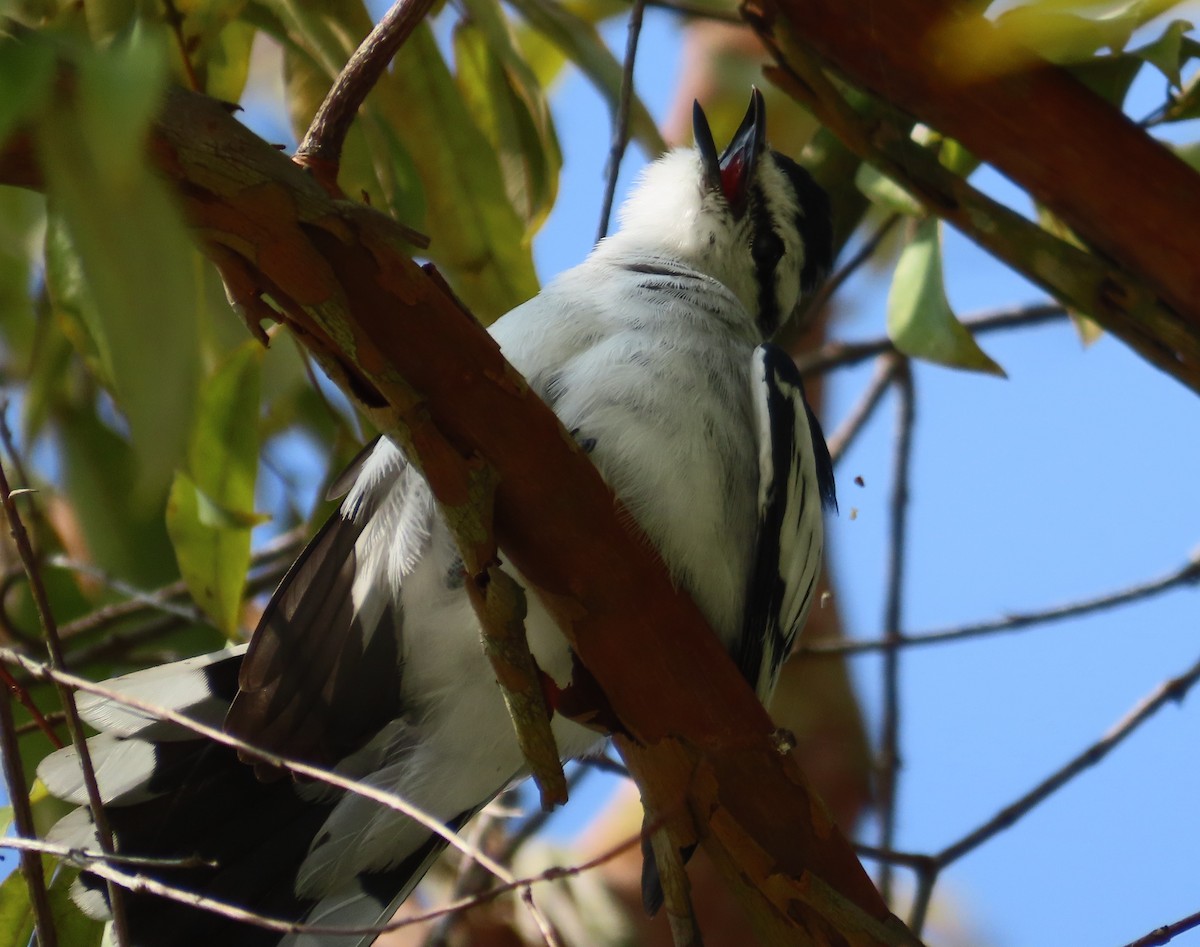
[770,152,834,292]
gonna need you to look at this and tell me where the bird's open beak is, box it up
[693,88,765,219]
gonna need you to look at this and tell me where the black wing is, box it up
[226,439,426,771]
[735,344,836,702]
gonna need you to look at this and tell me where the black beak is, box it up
[693,99,722,194]
[693,88,766,219]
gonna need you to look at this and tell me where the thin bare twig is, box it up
[0,646,545,920]
[47,821,644,940]
[796,302,1068,377]
[1122,908,1200,947]
[853,842,934,871]
[906,652,1200,935]
[937,652,1200,869]
[0,415,130,946]
[804,551,1200,656]
[28,528,304,647]
[0,680,58,947]
[0,661,64,747]
[295,0,439,175]
[878,359,913,905]
[596,0,648,243]
[0,836,216,870]
[579,752,630,778]
[826,353,902,463]
[160,0,201,92]
[14,708,67,737]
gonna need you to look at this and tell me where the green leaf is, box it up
[887,219,1005,376]
[379,24,541,319]
[992,7,1138,64]
[0,868,40,947]
[507,0,665,157]
[0,36,56,146]
[57,402,180,586]
[1131,18,1195,88]
[0,863,104,947]
[43,214,111,387]
[454,10,561,232]
[167,341,263,635]
[167,472,248,635]
[199,18,257,101]
[38,32,200,502]
[162,0,256,99]
[1068,53,1143,106]
[0,186,46,361]
[259,0,537,319]
[854,164,923,216]
[1034,202,1103,346]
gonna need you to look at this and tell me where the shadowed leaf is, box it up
[887,219,1005,376]
[166,340,264,634]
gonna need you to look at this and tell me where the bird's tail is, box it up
[37,649,458,947]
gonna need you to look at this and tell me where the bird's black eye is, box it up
[752,228,784,269]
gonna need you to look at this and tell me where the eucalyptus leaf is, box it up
[199,18,256,101]
[507,0,665,157]
[1068,53,1143,106]
[39,34,200,502]
[57,402,180,586]
[0,36,56,145]
[164,0,256,98]
[454,16,561,232]
[0,187,46,358]
[261,0,536,318]
[0,863,104,947]
[380,24,540,319]
[166,341,263,635]
[887,219,1005,376]
[854,164,924,216]
[1131,18,1195,88]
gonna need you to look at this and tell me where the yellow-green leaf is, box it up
[0,36,56,145]
[1131,18,1195,88]
[887,219,1005,376]
[57,403,180,586]
[380,23,540,319]
[454,12,561,233]
[855,164,923,216]
[38,33,200,501]
[0,862,104,947]
[168,471,250,635]
[1068,53,1144,106]
[167,341,263,635]
[507,0,665,157]
[258,0,536,319]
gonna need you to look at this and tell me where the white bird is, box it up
[40,88,836,946]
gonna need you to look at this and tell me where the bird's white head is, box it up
[601,89,833,338]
